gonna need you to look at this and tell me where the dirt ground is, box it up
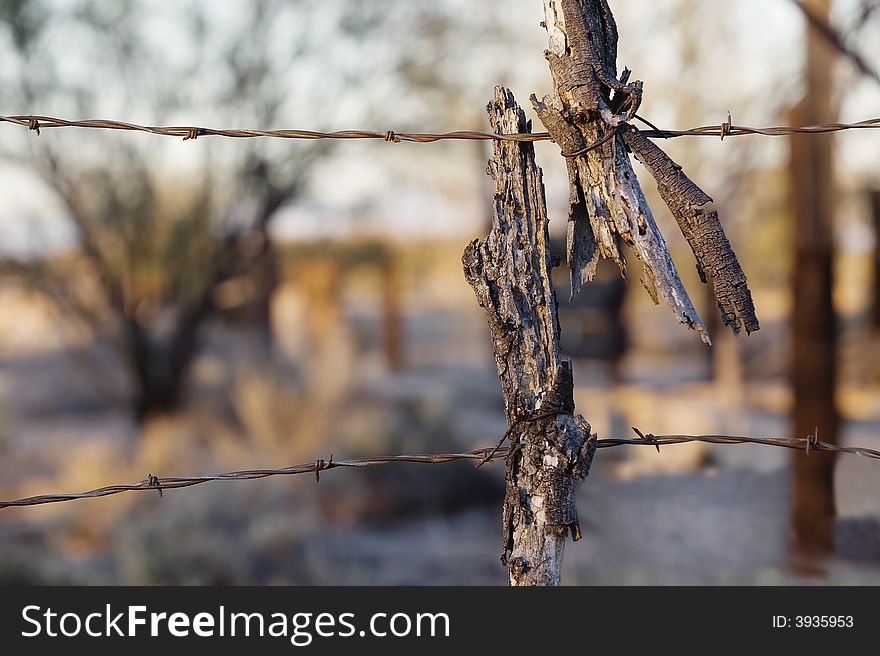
[2,246,880,585]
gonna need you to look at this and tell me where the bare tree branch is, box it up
[789,0,880,86]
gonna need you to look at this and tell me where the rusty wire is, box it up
[1,110,880,510]
[2,114,880,155]
[2,431,878,509]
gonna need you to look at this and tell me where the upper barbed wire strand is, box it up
[2,114,880,152]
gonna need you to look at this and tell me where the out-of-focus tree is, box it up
[0,0,382,423]
[0,0,544,424]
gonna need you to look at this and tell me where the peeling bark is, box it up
[623,127,759,334]
[536,0,758,342]
[464,87,595,586]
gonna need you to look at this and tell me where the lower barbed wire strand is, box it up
[1,434,878,509]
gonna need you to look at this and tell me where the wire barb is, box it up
[314,454,333,482]
[147,473,163,499]
[720,111,732,141]
[632,426,660,453]
[806,427,819,456]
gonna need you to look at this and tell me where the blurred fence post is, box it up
[463,87,595,586]
[788,0,839,559]
[872,190,880,332]
[380,245,405,371]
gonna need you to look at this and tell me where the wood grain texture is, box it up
[536,0,758,343]
[463,86,595,586]
[622,127,759,334]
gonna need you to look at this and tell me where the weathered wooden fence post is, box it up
[467,1,759,586]
[872,190,880,332]
[464,87,596,586]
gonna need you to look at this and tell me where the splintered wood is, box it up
[465,0,760,587]
[535,0,758,342]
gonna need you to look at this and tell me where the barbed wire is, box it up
[1,114,879,154]
[2,430,878,509]
[1,110,879,510]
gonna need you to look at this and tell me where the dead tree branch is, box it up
[534,0,759,342]
[622,128,759,333]
[788,0,880,86]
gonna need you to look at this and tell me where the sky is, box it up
[0,0,878,255]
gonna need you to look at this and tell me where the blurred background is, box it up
[1,0,879,584]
